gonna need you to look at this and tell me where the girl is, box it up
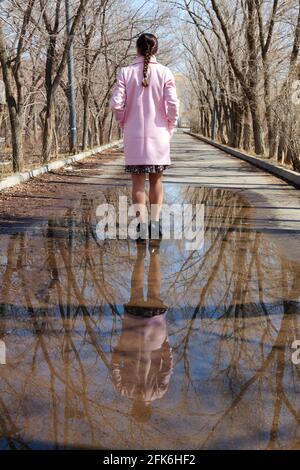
[109,33,179,240]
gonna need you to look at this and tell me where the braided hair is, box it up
[136,33,158,88]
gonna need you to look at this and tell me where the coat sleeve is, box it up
[163,68,179,130]
[109,68,127,128]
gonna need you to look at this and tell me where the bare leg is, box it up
[149,173,164,222]
[132,173,146,222]
[129,244,146,305]
[148,249,161,304]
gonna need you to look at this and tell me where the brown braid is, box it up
[142,48,151,87]
[136,33,158,88]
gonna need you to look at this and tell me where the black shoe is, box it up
[149,220,162,240]
[136,222,148,243]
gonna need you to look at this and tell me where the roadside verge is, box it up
[185,131,300,188]
[0,140,123,192]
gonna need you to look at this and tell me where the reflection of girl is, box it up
[111,244,173,422]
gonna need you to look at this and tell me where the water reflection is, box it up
[111,243,172,422]
[0,184,299,449]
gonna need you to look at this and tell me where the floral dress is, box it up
[125,164,169,174]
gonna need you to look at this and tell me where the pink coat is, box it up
[109,55,179,165]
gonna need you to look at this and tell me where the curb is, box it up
[0,140,124,192]
[185,131,300,188]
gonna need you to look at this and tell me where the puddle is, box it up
[0,184,299,449]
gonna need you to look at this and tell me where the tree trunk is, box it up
[277,127,287,163]
[94,117,100,146]
[81,55,89,150]
[82,87,89,150]
[9,107,24,172]
[268,122,278,159]
[246,0,265,155]
[42,97,55,163]
[108,111,113,143]
[0,22,24,172]
[249,96,265,155]
[288,148,300,172]
[243,103,251,151]
[232,102,244,148]
[99,121,104,145]
[264,71,273,158]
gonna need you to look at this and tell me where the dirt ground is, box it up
[0,148,123,222]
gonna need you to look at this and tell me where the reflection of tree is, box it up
[0,187,299,449]
[171,187,300,449]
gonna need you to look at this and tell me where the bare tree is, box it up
[39,0,89,162]
[176,0,300,169]
[0,0,36,171]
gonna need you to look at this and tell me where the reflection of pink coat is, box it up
[109,55,179,165]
